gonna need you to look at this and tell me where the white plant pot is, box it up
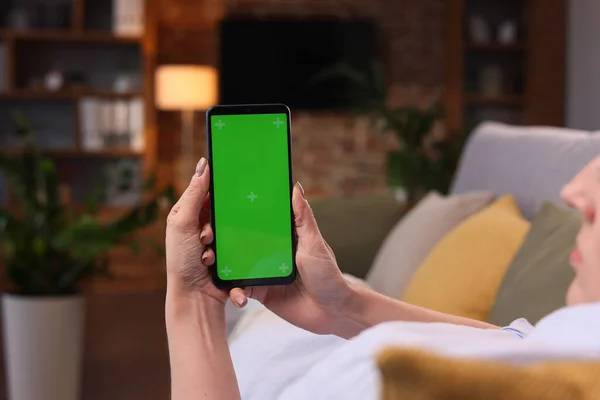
[2,294,85,400]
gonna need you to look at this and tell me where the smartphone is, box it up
[206,104,297,289]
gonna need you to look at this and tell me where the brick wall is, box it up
[156,0,445,197]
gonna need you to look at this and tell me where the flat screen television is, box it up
[218,17,379,111]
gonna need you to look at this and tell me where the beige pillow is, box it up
[365,191,495,298]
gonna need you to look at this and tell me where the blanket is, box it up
[229,297,600,400]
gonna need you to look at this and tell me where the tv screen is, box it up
[218,17,379,111]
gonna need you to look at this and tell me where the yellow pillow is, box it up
[378,348,600,400]
[402,195,529,321]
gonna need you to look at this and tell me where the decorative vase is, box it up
[497,20,518,45]
[469,15,491,44]
[2,294,85,400]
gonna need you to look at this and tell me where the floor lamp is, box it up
[155,65,217,189]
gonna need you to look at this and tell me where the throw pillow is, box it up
[377,348,600,400]
[365,191,495,298]
[488,202,581,326]
[401,195,530,321]
[310,193,404,279]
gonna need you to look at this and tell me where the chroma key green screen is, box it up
[210,113,294,281]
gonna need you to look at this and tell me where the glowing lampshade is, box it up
[155,65,217,110]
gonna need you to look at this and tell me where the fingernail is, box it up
[201,253,208,263]
[297,182,305,198]
[200,231,207,243]
[234,294,246,307]
[195,158,207,177]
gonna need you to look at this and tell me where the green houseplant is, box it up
[313,62,470,206]
[0,114,176,400]
[0,114,176,295]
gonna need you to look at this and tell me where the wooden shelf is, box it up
[466,43,528,52]
[465,94,525,106]
[0,89,143,100]
[0,149,144,157]
[0,0,164,295]
[444,1,566,131]
[0,29,142,44]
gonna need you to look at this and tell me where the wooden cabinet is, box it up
[0,0,159,205]
[444,0,567,134]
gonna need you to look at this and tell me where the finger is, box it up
[171,158,210,229]
[201,248,215,266]
[229,288,248,308]
[169,168,210,219]
[199,222,214,245]
[292,182,321,240]
[166,197,183,225]
[199,194,211,226]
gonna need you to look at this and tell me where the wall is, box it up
[567,0,600,130]
[156,0,445,197]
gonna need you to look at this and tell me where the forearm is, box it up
[165,286,241,400]
[333,283,498,339]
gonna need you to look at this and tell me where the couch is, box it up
[226,121,600,400]
[301,121,600,327]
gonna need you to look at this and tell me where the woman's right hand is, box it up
[226,183,357,336]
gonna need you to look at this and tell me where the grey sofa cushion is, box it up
[488,202,581,326]
[451,122,600,219]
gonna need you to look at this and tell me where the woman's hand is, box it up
[165,158,242,400]
[228,184,355,336]
[167,157,355,336]
[165,157,232,306]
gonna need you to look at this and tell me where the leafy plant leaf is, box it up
[313,59,472,202]
[0,113,174,296]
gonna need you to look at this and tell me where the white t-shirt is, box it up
[229,301,600,400]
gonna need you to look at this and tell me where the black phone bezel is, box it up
[205,103,297,289]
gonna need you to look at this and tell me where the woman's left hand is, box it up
[165,157,246,307]
[165,158,243,400]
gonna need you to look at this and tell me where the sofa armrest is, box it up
[310,193,404,279]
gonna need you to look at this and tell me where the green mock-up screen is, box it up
[210,113,293,281]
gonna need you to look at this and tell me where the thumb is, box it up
[174,158,210,228]
[292,182,321,240]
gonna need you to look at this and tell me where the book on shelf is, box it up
[0,43,5,91]
[79,97,102,150]
[113,0,145,37]
[79,96,145,152]
[129,98,145,151]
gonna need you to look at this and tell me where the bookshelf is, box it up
[0,28,143,44]
[444,0,567,134]
[0,88,143,100]
[0,0,158,206]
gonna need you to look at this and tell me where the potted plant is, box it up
[312,62,470,207]
[380,104,470,206]
[0,114,176,400]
